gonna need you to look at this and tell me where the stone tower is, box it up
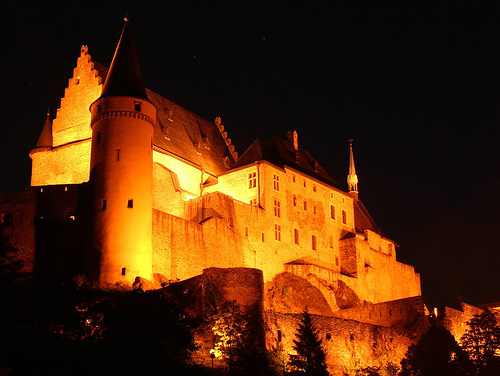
[89,20,157,287]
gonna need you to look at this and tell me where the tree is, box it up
[400,325,470,376]
[288,309,329,376]
[460,310,500,375]
[0,231,23,282]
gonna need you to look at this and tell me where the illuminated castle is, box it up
[18,19,423,303]
[0,21,440,374]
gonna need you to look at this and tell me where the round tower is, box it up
[89,20,156,287]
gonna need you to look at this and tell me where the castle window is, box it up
[342,210,347,225]
[294,229,299,244]
[248,172,257,188]
[245,227,249,237]
[303,180,306,187]
[330,235,334,248]
[274,224,281,241]
[313,185,317,192]
[313,205,317,215]
[96,132,102,145]
[303,200,307,211]
[312,235,317,251]
[277,329,282,343]
[326,332,331,340]
[273,174,280,191]
[261,233,265,242]
[336,257,339,266]
[69,215,76,221]
[97,104,102,113]
[74,77,80,85]
[292,175,296,182]
[250,198,257,206]
[101,199,107,211]
[134,101,142,112]
[342,197,345,204]
[273,200,281,217]
[121,267,126,276]
[1,213,13,227]
[127,199,133,208]
[330,205,336,220]
[116,149,121,161]
[330,192,334,199]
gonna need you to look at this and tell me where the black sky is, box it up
[1,2,499,308]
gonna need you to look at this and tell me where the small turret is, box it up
[89,19,157,287]
[35,110,53,149]
[347,139,359,200]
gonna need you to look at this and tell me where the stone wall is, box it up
[266,311,426,376]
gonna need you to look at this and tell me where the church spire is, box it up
[100,18,148,100]
[347,139,358,198]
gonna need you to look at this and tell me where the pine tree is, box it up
[400,325,470,376]
[460,310,500,375]
[288,309,329,376]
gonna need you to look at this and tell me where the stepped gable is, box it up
[353,199,381,234]
[232,136,339,188]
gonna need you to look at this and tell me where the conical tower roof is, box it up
[100,20,148,100]
[35,111,53,148]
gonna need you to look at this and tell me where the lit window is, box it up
[274,200,281,217]
[273,174,280,191]
[342,210,347,225]
[248,172,257,189]
[330,205,335,220]
[312,235,317,251]
[294,229,299,244]
[274,224,281,241]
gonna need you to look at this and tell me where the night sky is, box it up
[1,2,499,308]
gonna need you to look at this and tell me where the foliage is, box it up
[400,324,469,376]
[460,309,500,375]
[0,231,23,282]
[288,309,329,376]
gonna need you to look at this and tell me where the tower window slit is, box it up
[121,267,126,276]
[127,199,133,208]
[101,199,107,211]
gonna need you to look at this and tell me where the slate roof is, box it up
[231,136,340,188]
[353,199,380,234]
[100,22,148,100]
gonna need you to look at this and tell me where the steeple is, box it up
[99,19,148,100]
[347,139,359,198]
[35,110,53,148]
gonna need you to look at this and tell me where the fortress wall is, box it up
[152,209,247,281]
[331,296,426,328]
[30,140,91,186]
[267,311,420,376]
[0,188,37,273]
[442,303,484,342]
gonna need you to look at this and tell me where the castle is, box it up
[1,20,473,374]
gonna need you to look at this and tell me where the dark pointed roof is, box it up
[100,21,148,100]
[35,112,53,148]
[232,136,340,188]
[353,199,380,234]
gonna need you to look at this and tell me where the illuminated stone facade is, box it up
[23,27,423,303]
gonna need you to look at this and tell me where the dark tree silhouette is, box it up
[461,310,500,375]
[400,325,470,376]
[0,231,23,281]
[288,309,329,376]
